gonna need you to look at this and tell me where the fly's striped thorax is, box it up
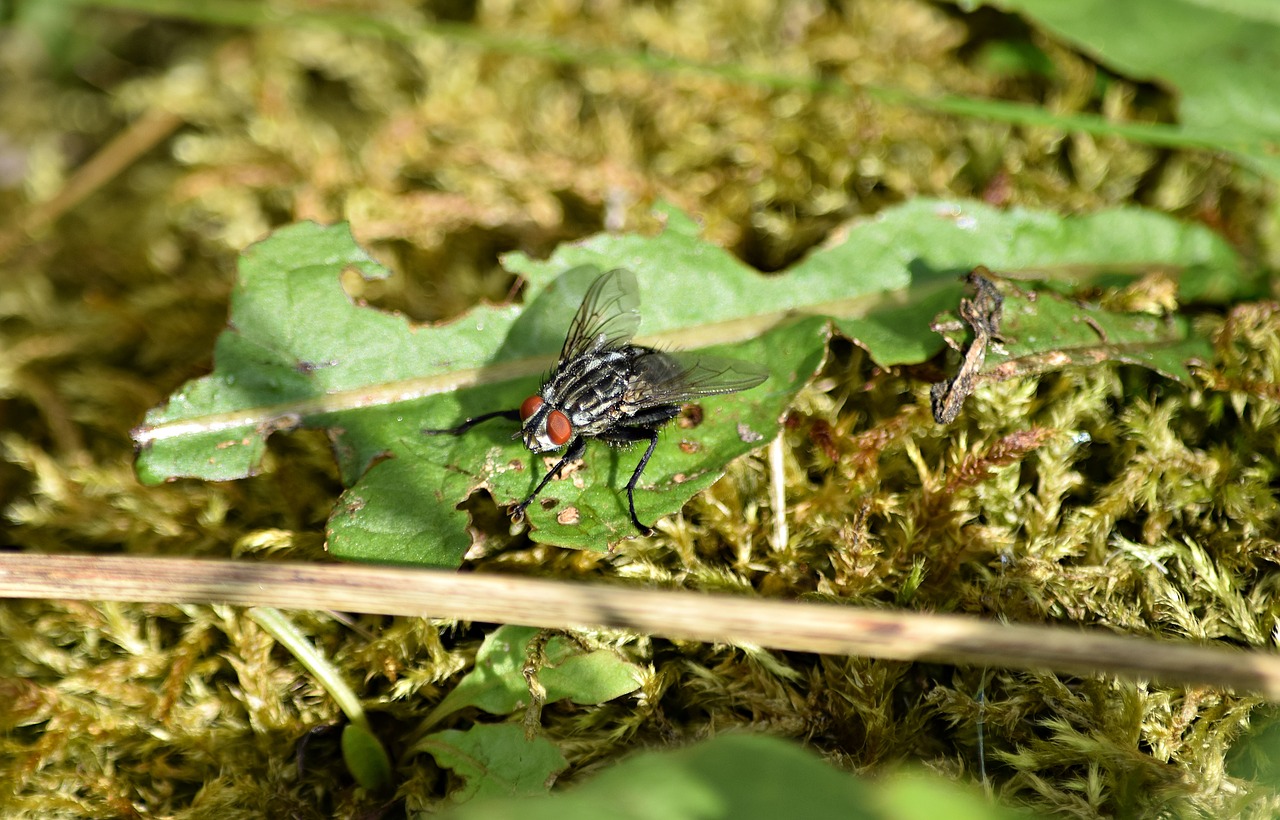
[544,348,634,431]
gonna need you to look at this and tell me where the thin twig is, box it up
[0,109,184,262]
[768,434,789,550]
[2,553,1279,698]
[932,267,1004,424]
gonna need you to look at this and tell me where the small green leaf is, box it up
[875,770,1035,820]
[426,625,642,726]
[341,722,393,792]
[536,644,642,705]
[416,723,568,802]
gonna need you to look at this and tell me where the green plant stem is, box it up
[247,605,370,731]
[65,0,1272,164]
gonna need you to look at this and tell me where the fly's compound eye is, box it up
[546,409,573,445]
[519,395,544,421]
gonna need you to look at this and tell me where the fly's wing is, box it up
[561,269,642,361]
[628,349,768,409]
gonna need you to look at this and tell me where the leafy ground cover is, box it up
[2,1,1280,817]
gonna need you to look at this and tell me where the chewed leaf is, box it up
[132,201,1246,566]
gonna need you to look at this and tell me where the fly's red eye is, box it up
[519,395,544,421]
[546,410,572,445]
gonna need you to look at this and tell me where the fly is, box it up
[423,269,768,535]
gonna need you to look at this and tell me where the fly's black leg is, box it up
[422,408,520,437]
[512,436,586,521]
[598,424,668,535]
[624,429,662,535]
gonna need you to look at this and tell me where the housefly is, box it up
[423,269,768,535]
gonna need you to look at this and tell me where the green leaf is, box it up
[341,722,393,792]
[132,201,1245,565]
[982,0,1280,177]
[875,769,1035,820]
[426,625,642,726]
[415,723,568,803]
[432,734,1037,820]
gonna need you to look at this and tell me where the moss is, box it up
[2,1,1279,817]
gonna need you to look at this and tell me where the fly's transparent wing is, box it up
[561,269,641,361]
[628,349,768,408]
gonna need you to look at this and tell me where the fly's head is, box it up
[517,394,573,453]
